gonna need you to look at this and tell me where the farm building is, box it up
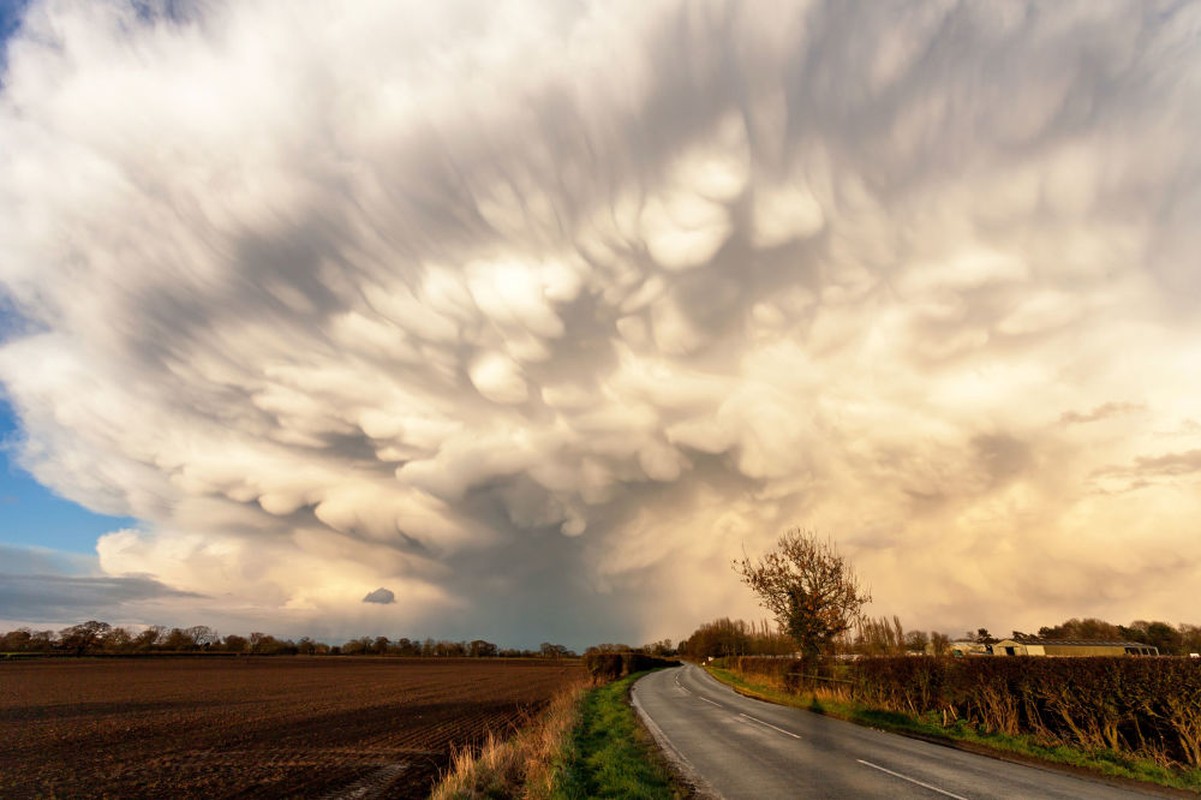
[947,641,992,657]
[990,637,1158,657]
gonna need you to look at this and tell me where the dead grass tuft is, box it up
[431,675,588,799]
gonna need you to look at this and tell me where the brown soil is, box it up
[0,657,581,799]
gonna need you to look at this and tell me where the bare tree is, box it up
[162,628,193,651]
[223,634,249,653]
[0,629,34,652]
[734,528,871,658]
[970,628,997,644]
[59,620,111,655]
[341,636,373,655]
[134,625,166,651]
[539,642,570,659]
[904,629,930,654]
[856,615,905,656]
[103,626,134,652]
[249,631,285,654]
[184,625,219,649]
[645,639,674,657]
[469,639,498,657]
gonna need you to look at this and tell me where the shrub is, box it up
[582,653,679,684]
[846,656,1201,766]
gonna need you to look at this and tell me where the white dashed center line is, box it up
[856,759,969,800]
[738,713,801,739]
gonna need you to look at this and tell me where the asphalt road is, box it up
[632,664,1157,799]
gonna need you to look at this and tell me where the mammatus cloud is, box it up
[1059,402,1144,426]
[362,587,395,605]
[1,0,1200,646]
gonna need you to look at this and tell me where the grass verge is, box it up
[552,671,683,799]
[432,671,685,799]
[706,666,1201,795]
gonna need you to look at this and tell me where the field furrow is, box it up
[1,657,580,799]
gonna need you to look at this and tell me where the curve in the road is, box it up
[632,664,1157,800]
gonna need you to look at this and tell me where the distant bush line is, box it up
[725,655,1201,768]
[0,620,577,660]
[582,651,680,684]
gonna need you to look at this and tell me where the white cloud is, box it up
[468,352,529,404]
[2,0,1201,647]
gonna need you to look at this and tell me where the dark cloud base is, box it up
[0,572,203,623]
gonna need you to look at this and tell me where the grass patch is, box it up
[705,666,1201,794]
[707,667,810,709]
[433,670,688,799]
[552,672,682,800]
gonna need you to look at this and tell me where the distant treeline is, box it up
[1031,617,1201,656]
[675,616,944,658]
[0,620,577,659]
[679,616,1201,658]
[677,618,797,659]
[950,617,1201,656]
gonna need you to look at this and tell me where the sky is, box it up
[1,0,1199,650]
[2,395,137,549]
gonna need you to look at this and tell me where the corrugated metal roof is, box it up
[1015,638,1153,647]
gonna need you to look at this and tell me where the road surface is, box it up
[632,664,1156,799]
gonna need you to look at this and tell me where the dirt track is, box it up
[0,657,581,799]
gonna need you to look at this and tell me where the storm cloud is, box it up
[362,587,396,605]
[0,544,204,623]
[2,0,1200,646]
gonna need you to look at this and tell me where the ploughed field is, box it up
[1,657,581,799]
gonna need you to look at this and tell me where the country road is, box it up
[632,664,1157,799]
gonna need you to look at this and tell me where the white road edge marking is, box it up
[697,696,722,707]
[856,759,970,800]
[738,713,801,739]
[631,672,722,800]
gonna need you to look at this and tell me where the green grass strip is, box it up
[551,672,680,800]
[706,667,1201,794]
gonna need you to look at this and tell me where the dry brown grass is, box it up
[431,675,589,799]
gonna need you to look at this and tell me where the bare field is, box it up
[0,657,582,799]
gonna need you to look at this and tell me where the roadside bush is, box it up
[582,653,679,684]
[847,657,1201,767]
[723,655,1201,766]
[727,656,854,697]
[726,656,799,691]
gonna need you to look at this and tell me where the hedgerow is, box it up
[582,653,679,684]
[729,655,1201,767]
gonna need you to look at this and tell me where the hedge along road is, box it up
[631,664,1159,800]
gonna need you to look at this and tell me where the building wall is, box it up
[953,641,1154,657]
[991,640,1035,656]
[1041,644,1126,657]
